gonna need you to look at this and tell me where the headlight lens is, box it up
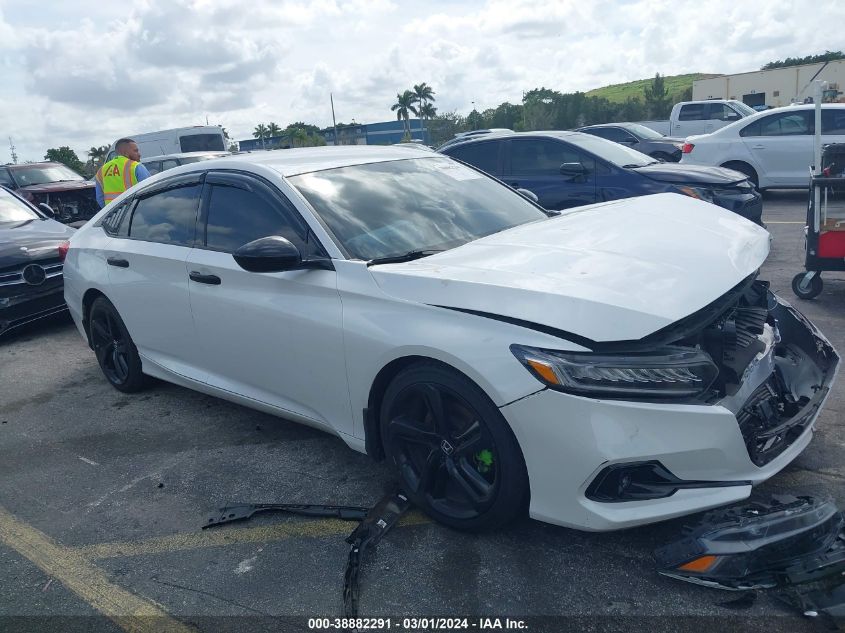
[676,185,715,203]
[511,345,718,399]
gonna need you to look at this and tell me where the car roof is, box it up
[440,130,583,150]
[142,151,231,162]
[159,145,442,177]
[7,161,65,170]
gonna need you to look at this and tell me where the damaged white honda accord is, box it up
[63,146,839,532]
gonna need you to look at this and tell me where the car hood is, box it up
[0,218,75,266]
[633,163,748,185]
[18,180,95,194]
[369,193,769,343]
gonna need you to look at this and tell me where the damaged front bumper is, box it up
[501,293,839,531]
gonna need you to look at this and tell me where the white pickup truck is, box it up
[640,100,756,137]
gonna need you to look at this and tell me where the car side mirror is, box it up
[233,236,302,272]
[516,188,539,203]
[560,162,589,178]
[38,203,55,218]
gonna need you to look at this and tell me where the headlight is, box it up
[511,345,718,399]
[676,185,715,203]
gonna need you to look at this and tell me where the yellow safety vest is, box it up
[95,156,140,205]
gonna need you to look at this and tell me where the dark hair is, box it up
[115,138,136,153]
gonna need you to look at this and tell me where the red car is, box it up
[0,162,99,225]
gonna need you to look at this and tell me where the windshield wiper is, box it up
[366,249,443,266]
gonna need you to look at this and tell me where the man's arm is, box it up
[95,179,104,208]
[134,163,152,182]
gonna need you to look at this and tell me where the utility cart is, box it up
[792,143,845,299]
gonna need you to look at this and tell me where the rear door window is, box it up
[0,168,14,188]
[446,141,501,175]
[741,111,814,137]
[129,185,201,245]
[678,104,706,121]
[822,110,845,135]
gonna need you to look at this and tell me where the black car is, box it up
[440,131,763,225]
[576,123,685,162]
[0,186,75,337]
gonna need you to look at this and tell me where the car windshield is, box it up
[569,134,655,167]
[622,123,665,140]
[731,101,757,117]
[289,157,549,261]
[11,164,84,186]
[0,188,39,223]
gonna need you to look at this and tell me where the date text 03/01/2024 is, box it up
[307,617,529,630]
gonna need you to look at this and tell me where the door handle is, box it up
[751,145,766,149]
[107,257,129,268]
[189,271,221,285]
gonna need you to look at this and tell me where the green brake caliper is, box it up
[474,449,494,474]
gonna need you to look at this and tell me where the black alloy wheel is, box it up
[89,297,147,392]
[381,363,528,531]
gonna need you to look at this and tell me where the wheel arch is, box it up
[720,160,760,187]
[81,288,109,347]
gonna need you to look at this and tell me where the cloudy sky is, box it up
[0,0,842,162]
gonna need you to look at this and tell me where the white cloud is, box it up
[0,0,843,162]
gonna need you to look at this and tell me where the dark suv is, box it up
[439,131,763,224]
[0,162,99,225]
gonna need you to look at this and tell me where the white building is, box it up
[693,59,845,108]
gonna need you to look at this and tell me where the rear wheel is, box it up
[792,273,823,300]
[89,297,147,392]
[380,363,529,531]
[722,161,759,189]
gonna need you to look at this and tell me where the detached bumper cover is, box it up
[501,295,839,531]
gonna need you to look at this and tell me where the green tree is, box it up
[762,50,844,70]
[412,83,436,139]
[391,90,418,135]
[644,73,672,119]
[427,111,467,146]
[291,127,308,148]
[44,147,84,173]
[267,122,282,138]
[466,108,484,131]
[252,123,269,148]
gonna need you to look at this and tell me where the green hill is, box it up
[585,73,719,103]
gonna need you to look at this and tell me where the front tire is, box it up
[380,363,529,531]
[722,161,759,189]
[89,297,147,392]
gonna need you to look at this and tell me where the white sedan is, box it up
[62,146,839,531]
[680,103,845,189]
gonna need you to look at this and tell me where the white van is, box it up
[105,126,226,162]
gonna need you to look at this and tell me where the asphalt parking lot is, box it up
[1,191,844,633]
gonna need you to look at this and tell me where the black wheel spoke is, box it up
[388,415,439,447]
[445,457,494,508]
[115,350,129,379]
[420,383,447,437]
[453,420,483,456]
[418,450,444,494]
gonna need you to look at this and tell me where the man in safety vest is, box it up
[94,138,151,207]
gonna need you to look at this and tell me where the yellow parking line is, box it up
[0,504,195,633]
[74,511,432,560]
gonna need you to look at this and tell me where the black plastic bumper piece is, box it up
[585,460,750,503]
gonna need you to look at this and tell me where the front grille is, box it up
[0,260,63,287]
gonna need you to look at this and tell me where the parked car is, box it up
[64,146,838,532]
[663,100,756,137]
[436,129,514,152]
[0,186,75,336]
[0,162,99,224]
[142,151,231,175]
[681,104,845,189]
[576,123,684,161]
[440,131,763,224]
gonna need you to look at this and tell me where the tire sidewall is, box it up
[89,297,146,393]
[380,362,529,531]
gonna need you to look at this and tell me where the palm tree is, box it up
[267,122,282,138]
[420,102,437,127]
[391,91,418,136]
[253,123,269,149]
[412,83,436,140]
[88,145,108,168]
